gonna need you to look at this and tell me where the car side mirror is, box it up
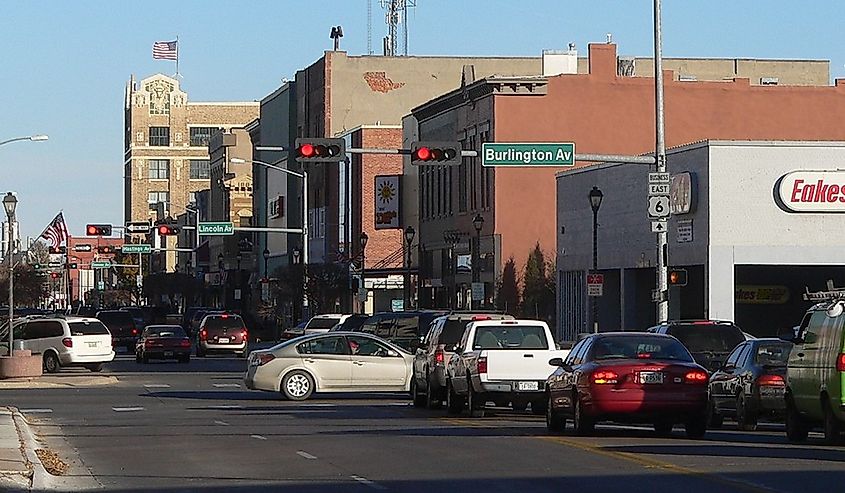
[549,357,564,366]
[721,363,735,371]
[386,349,400,358]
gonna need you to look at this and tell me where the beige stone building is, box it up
[123,74,259,226]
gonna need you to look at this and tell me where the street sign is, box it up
[482,142,575,167]
[48,261,63,267]
[651,220,667,233]
[471,282,485,301]
[391,299,404,312]
[73,244,92,252]
[97,281,105,291]
[677,220,693,243]
[648,172,670,184]
[652,289,667,303]
[122,244,152,254]
[648,183,670,196]
[91,261,112,269]
[587,274,604,297]
[198,222,235,236]
[126,222,151,233]
[648,196,670,218]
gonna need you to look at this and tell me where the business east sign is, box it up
[775,170,845,213]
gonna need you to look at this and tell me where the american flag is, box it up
[39,212,69,249]
[152,40,178,61]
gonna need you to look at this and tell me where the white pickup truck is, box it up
[445,319,568,417]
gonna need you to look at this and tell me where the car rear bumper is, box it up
[477,379,546,397]
[144,349,191,359]
[244,366,277,392]
[64,351,116,365]
[200,341,247,352]
[586,391,707,417]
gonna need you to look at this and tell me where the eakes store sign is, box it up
[775,171,845,213]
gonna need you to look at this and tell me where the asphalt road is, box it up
[6,354,845,492]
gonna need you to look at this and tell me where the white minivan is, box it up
[9,316,115,373]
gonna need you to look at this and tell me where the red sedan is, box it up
[545,332,709,438]
[135,325,192,364]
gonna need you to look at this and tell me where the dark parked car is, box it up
[135,325,191,364]
[647,320,746,372]
[120,307,146,331]
[356,310,448,352]
[196,313,248,357]
[96,310,139,353]
[708,338,792,430]
[546,332,709,438]
[183,307,215,337]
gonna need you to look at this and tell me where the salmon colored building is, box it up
[409,42,845,310]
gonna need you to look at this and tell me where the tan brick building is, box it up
[123,74,258,226]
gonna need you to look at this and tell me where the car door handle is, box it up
[304,358,316,363]
[354,361,364,366]
[523,354,534,358]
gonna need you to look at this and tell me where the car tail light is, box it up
[257,353,275,366]
[837,353,845,372]
[758,374,785,387]
[221,314,229,319]
[684,370,708,384]
[62,338,73,348]
[131,328,138,336]
[180,339,191,348]
[200,328,208,341]
[434,348,444,364]
[241,329,248,341]
[477,356,487,374]
[593,370,618,384]
[471,316,491,321]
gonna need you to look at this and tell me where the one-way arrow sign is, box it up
[651,220,667,233]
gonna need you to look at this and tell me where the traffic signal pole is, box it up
[653,0,669,323]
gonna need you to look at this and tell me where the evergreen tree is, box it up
[496,256,520,315]
[521,243,556,324]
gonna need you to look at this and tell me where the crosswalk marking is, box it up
[112,407,145,412]
[20,409,53,414]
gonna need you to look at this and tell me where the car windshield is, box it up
[145,326,186,338]
[306,317,341,329]
[755,342,792,366]
[592,336,694,362]
[668,324,745,353]
[69,321,110,336]
[473,325,548,350]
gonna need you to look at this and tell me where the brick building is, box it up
[67,236,125,305]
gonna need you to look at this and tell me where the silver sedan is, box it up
[244,331,415,401]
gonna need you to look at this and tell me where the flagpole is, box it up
[175,36,180,78]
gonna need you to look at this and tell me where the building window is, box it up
[148,159,169,179]
[189,159,210,179]
[190,127,218,147]
[147,191,169,210]
[149,126,170,146]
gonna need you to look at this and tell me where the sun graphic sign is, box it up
[375,175,400,229]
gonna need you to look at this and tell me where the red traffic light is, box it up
[414,146,432,161]
[299,143,315,158]
[87,225,97,235]
[294,138,345,163]
[86,224,112,236]
[668,268,688,286]
[410,142,461,165]
[50,272,61,279]
[97,245,114,254]
[158,224,178,236]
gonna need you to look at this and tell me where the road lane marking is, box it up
[250,434,267,440]
[350,475,387,490]
[112,407,145,412]
[143,384,171,388]
[214,420,230,426]
[296,451,317,460]
[213,383,241,388]
[20,409,53,414]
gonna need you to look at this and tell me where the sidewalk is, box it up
[0,375,118,390]
[0,408,31,491]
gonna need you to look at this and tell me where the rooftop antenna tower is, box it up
[377,0,416,56]
[367,0,373,54]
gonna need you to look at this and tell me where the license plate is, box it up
[517,381,539,391]
[638,371,664,384]
[218,338,229,344]
[87,342,99,348]
[164,351,173,357]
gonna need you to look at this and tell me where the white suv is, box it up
[303,314,352,335]
[10,316,115,373]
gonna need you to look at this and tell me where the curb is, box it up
[12,409,53,491]
[0,376,119,390]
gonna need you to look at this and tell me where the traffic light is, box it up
[50,272,61,280]
[157,224,179,236]
[86,224,112,236]
[294,138,345,163]
[97,245,116,254]
[67,263,78,269]
[410,142,461,166]
[48,246,67,254]
[668,268,688,287]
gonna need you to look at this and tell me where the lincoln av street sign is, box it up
[198,222,235,236]
[482,143,575,167]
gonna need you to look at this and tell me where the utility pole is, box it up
[654,0,669,323]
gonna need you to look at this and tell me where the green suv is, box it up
[785,292,845,444]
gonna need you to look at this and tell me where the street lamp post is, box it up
[359,232,368,314]
[589,186,604,333]
[0,135,48,148]
[263,248,270,277]
[443,231,459,310]
[472,214,484,310]
[403,227,415,311]
[3,193,17,356]
[217,253,225,309]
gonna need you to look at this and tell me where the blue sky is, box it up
[1,0,844,240]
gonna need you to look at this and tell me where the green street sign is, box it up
[122,244,152,254]
[482,142,575,167]
[91,261,112,269]
[198,222,235,236]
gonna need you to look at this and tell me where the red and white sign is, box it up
[775,170,845,213]
[587,274,604,285]
[587,274,603,297]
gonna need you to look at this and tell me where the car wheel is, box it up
[282,370,314,401]
[42,353,60,374]
[736,393,758,431]
[446,379,463,415]
[785,396,809,442]
[425,377,442,410]
[512,401,528,412]
[653,420,673,436]
[84,363,104,373]
[707,397,724,429]
[572,394,594,436]
[546,394,566,433]
[684,413,708,439]
[411,378,426,408]
[467,379,485,418]
[823,400,843,445]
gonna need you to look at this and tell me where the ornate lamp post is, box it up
[472,214,484,309]
[3,192,16,356]
[359,232,368,313]
[263,248,270,277]
[589,186,604,333]
[403,226,415,310]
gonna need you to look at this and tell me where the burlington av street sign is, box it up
[482,143,575,167]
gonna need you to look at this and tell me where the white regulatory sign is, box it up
[648,196,670,218]
[648,184,670,196]
[651,220,667,233]
[648,172,670,184]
